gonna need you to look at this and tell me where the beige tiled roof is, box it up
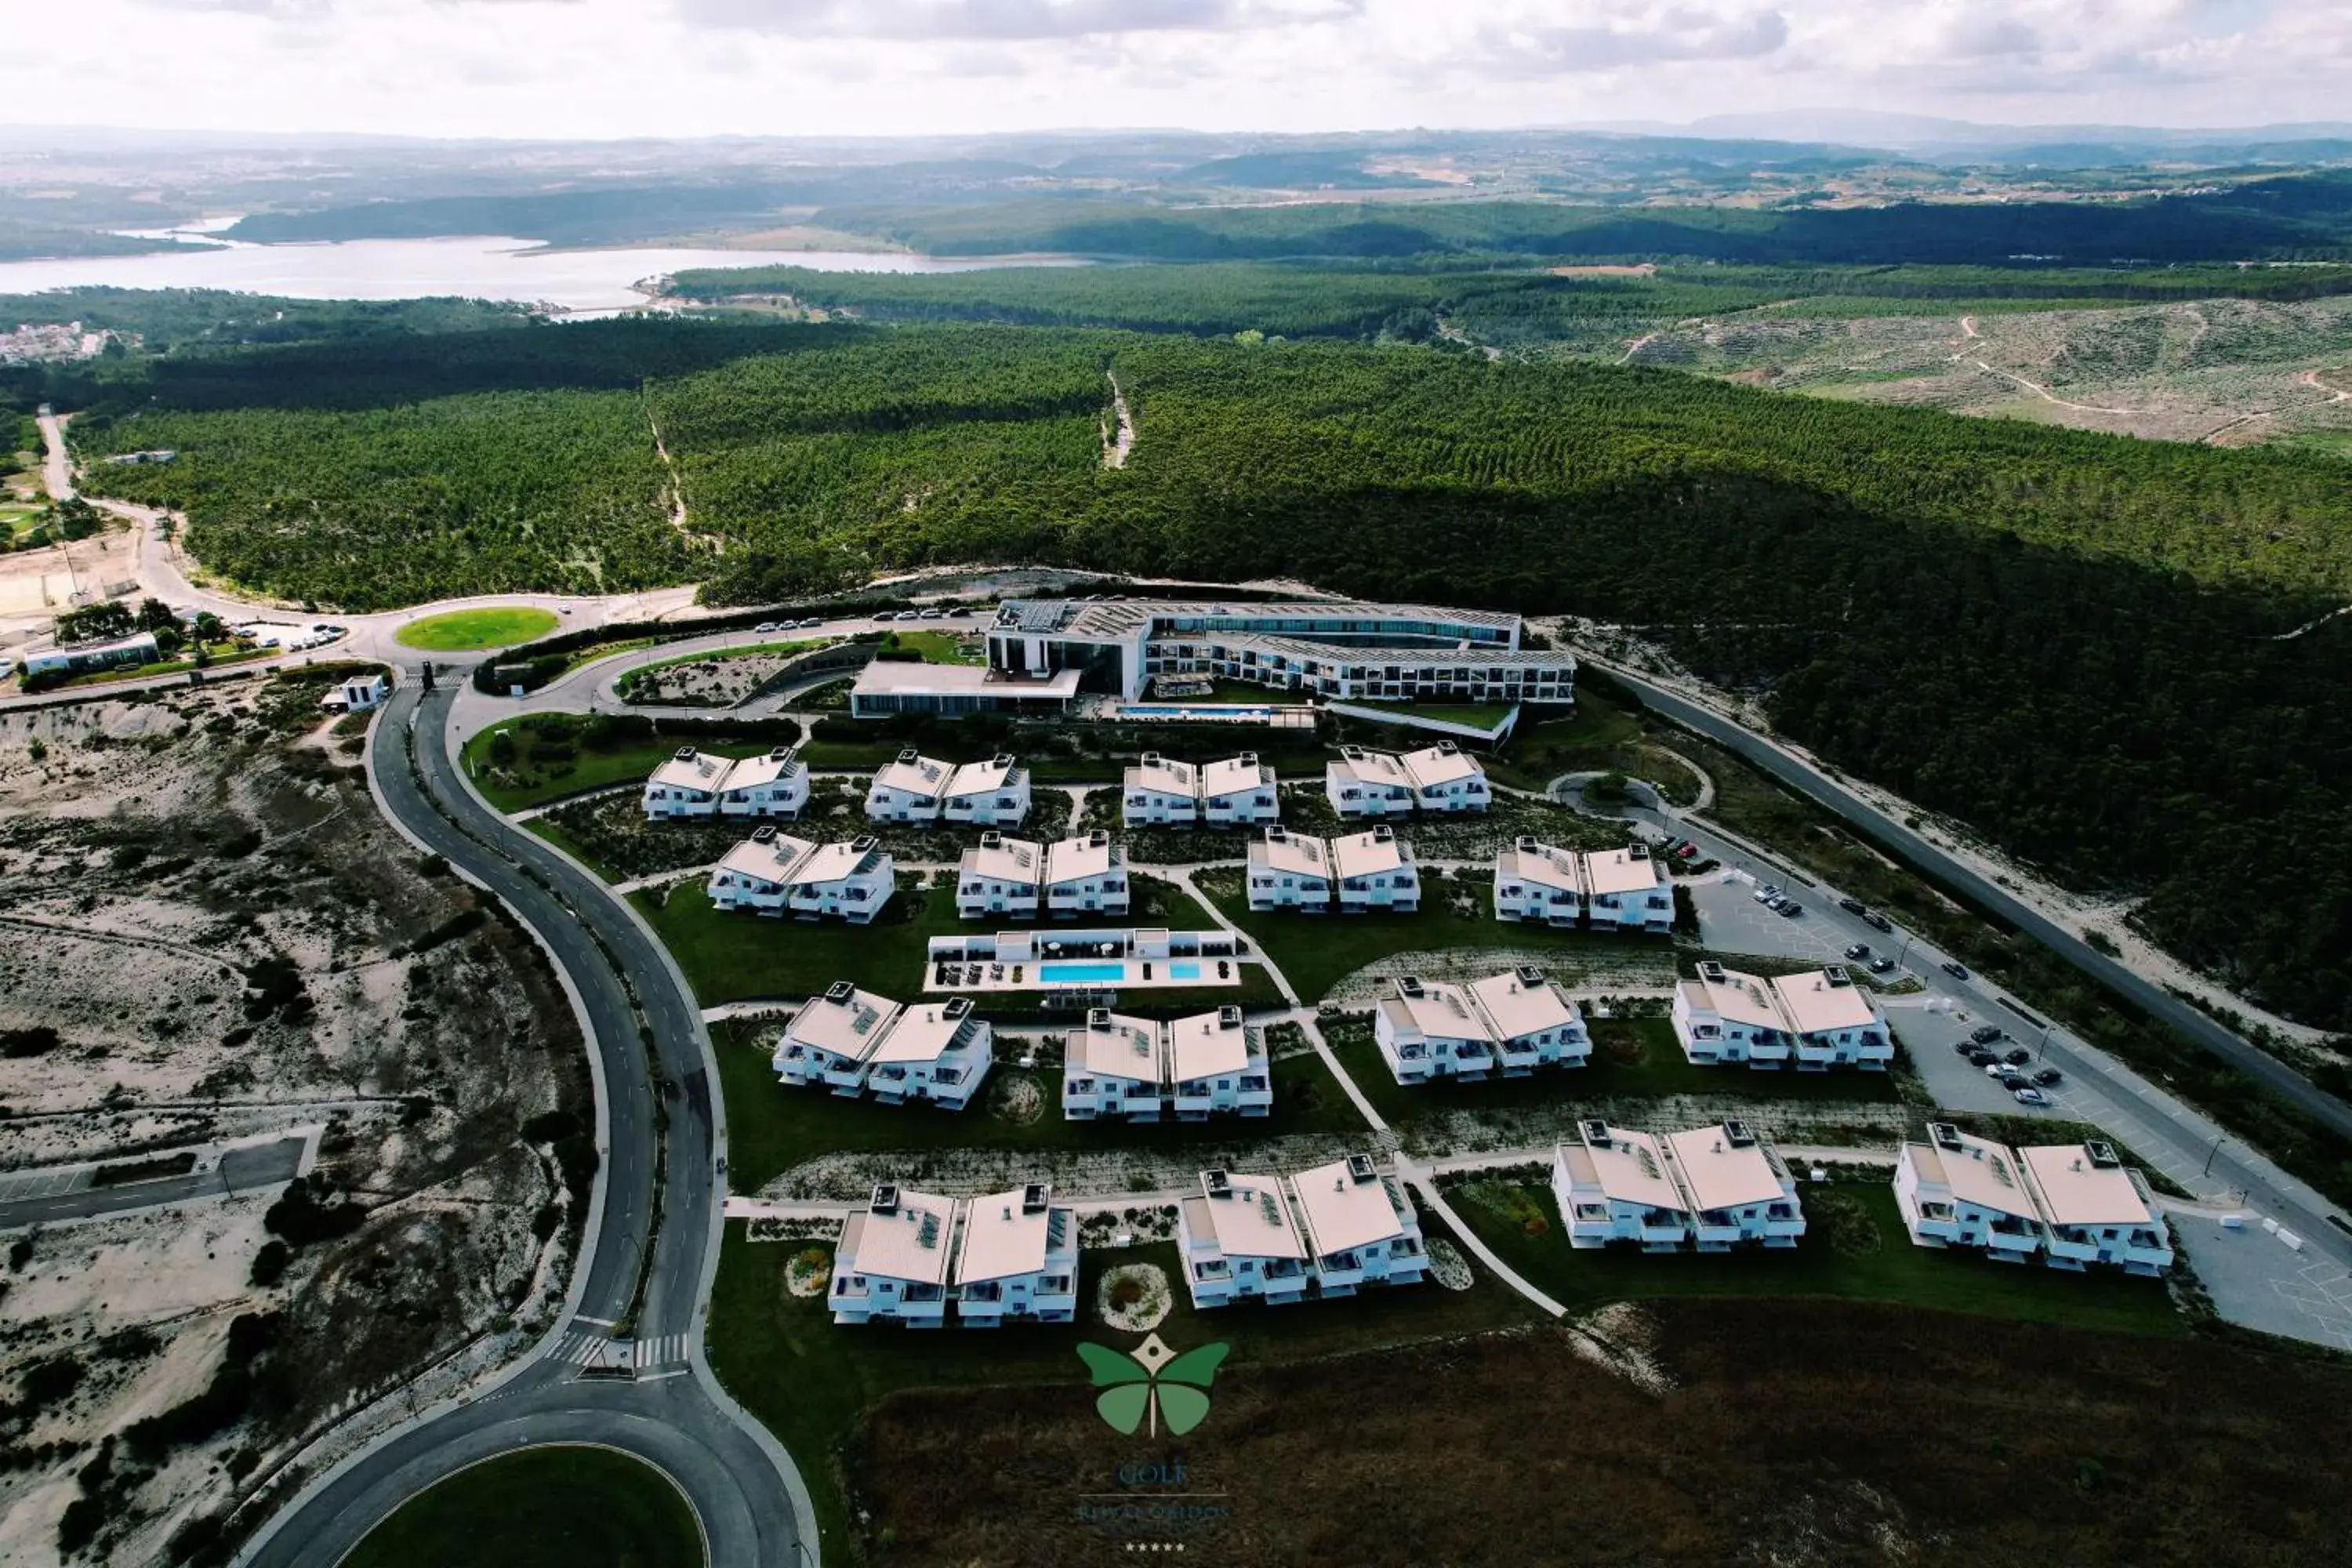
[786,840,884,887]
[1045,833,1117,886]
[1690,965,1788,1032]
[1399,743,1481,789]
[2018,1145,2157,1227]
[1380,982,1491,1043]
[651,749,729,792]
[1198,755,1269,799]
[1126,755,1196,797]
[868,1001,975,1066]
[1911,1132,2039,1220]
[717,749,800,793]
[1576,1126,1688,1211]
[1290,1158,1411,1255]
[841,1192,956,1285]
[1250,829,1328,880]
[789,985,901,1062]
[1333,750,1414,789]
[1769,970,1879,1034]
[945,756,1019,800]
[1497,840,1581,895]
[716,833,816,886]
[954,1188,1060,1284]
[1664,1127,1788,1212]
[1468,971,1577,1041]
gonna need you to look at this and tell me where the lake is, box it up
[0,234,1083,313]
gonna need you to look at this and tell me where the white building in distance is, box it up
[1673,962,1893,1071]
[1896,1125,2172,1275]
[772,982,903,1097]
[1247,826,1333,911]
[1327,742,1488,819]
[1061,1008,1168,1121]
[707,829,895,924]
[2015,1142,2175,1276]
[1552,1121,1697,1252]
[1121,753,1199,826]
[1044,831,1129,919]
[829,1184,956,1326]
[1493,839,1671,933]
[862,996,993,1109]
[866,751,955,822]
[1199,754,1279,826]
[956,833,1044,920]
[942,754,1031,828]
[643,746,810,821]
[1166,1006,1272,1119]
[1660,1122,1806,1250]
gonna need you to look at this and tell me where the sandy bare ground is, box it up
[0,681,591,1567]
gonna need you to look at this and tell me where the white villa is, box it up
[1045,831,1129,918]
[1493,839,1670,933]
[1175,1169,1312,1308]
[1121,753,1199,826]
[1893,1123,2050,1265]
[865,997,993,1109]
[1061,1008,1168,1121]
[2016,1142,2175,1276]
[773,985,993,1109]
[942,754,1031,827]
[866,751,954,822]
[1167,1006,1272,1119]
[1332,824,1419,912]
[1373,976,1498,1083]
[1200,754,1279,826]
[1122,752,1279,828]
[773,982,902,1095]
[829,1184,956,1326]
[1289,1153,1427,1296]
[1467,967,1592,1075]
[952,1184,1079,1326]
[707,829,895,923]
[714,748,811,818]
[1327,742,1489,819]
[956,833,1044,920]
[984,596,1575,706]
[1247,826,1333,911]
[1552,1121,1696,1251]
[1673,963,1892,1071]
[1896,1127,2173,1275]
[1660,1122,1806,1250]
[643,747,729,819]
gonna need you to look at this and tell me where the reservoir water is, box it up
[0,234,1082,313]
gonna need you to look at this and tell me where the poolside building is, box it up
[1374,977,1498,1084]
[1247,826,1333,912]
[1466,967,1592,1074]
[952,1184,1079,1326]
[956,833,1044,920]
[1199,753,1279,826]
[1175,1169,1312,1308]
[1044,831,1129,918]
[866,750,955,822]
[848,660,1081,719]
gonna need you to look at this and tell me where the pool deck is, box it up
[1113,702,1318,729]
[922,959,1250,994]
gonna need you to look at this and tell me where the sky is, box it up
[11,0,2352,140]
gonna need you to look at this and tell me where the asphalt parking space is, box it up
[1890,999,2065,1116]
[1687,873,1852,965]
[2172,1214,2352,1351]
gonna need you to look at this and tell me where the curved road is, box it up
[237,677,808,1567]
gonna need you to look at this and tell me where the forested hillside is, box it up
[68,320,2352,1030]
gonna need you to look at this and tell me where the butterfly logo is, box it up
[1076,1333,1229,1437]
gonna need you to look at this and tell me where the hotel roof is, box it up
[1769,969,1880,1035]
[1250,828,1329,881]
[716,748,801,794]
[840,1190,956,1286]
[1070,1010,1162,1083]
[1126,753,1196,797]
[1167,1010,1253,1083]
[1468,971,1578,1042]
[1686,965,1788,1033]
[1290,1157,1413,1257]
[1045,832,1118,886]
[786,839,886,888]
[1188,1172,1307,1261]
[961,834,1044,886]
[872,751,953,800]
[996,597,1523,642]
[1906,1132,2039,1221]
[954,1187,1064,1285]
[1198,754,1269,799]
[868,1000,977,1066]
[945,755,1021,800]
[852,662,1080,699]
[1399,743,1482,789]
[716,832,818,886]
[1570,1125,1689,1212]
[789,985,901,1063]
[2018,1145,2158,1228]
[1378,981,1492,1043]
[1497,839,1582,895]
[650,748,730,793]
[1331,827,1410,880]
[1664,1126,1789,1213]
[1582,846,1660,898]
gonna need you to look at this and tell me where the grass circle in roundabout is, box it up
[393,604,561,652]
[339,1444,707,1568]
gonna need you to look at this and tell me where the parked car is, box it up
[799,616,822,628]
[1844,943,1871,961]
[1986,1062,2022,1081]
[1969,1026,2005,1044]
[920,608,946,619]
[1966,1048,1999,1066]
[1941,960,1970,980]
[753,621,779,633]
[1776,901,1802,918]
[1674,843,1698,860]
[1867,956,1896,974]
[1953,1042,1979,1058]
[2012,1087,2053,1109]
[948,605,975,617]
[2004,1048,2031,1066]
[1837,897,1867,916]
[1864,913,1893,934]
[1755,884,1781,904]
[2032,1069,2064,1087]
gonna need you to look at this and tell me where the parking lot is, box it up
[2172,1213,2352,1352]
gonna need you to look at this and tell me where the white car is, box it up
[2012,1087,2052,1108]
[1753,884,1780,904]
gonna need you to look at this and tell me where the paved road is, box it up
[237,677,808,1568]
[1593,657,2352,1148]
[0,1138,303,1230]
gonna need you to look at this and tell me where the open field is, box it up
[394,605,561,651]
[842,1294,2343,1567]
[339,1446,704,1568]
[458,715,781,813]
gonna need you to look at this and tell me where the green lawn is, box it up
[1483,689,1703,803]
[459,720,774,813]
[706,1221,1533,1560]
[394,604,561,651]
[1199,869,1668,1004]
[715,1022,1370,1192]
[339,1445,704,1568]
[889,629,982,665]
[1447,1178,2184,1338]
[1344,699,1519,731]
[1324,1014,1900,1127]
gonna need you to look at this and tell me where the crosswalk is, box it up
[550,1329,691,1373]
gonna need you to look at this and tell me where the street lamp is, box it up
[2035,1020,2056,1062]
[2204,1132,2230,1178]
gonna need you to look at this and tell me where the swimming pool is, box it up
[1038,961,1129,983]
[1120,704,1276,721]
[1169,961,1202,980]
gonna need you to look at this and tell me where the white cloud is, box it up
[672,0,1364,40]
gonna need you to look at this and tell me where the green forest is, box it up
[64,315,2352,1033]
